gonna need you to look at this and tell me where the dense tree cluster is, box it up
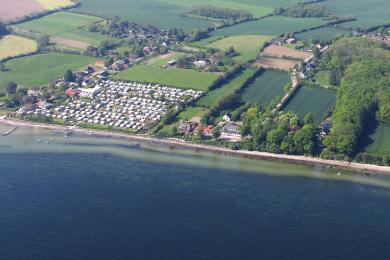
[323,60,390,158]
[273,3,327,18]
[320,37,390,86]
[0,22,8,36]
[0,82,34,108]
[241,107,317,155]
[186,5,253,21]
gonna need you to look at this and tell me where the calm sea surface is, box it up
[0,125,390,260]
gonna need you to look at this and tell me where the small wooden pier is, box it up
[3,126,18,136]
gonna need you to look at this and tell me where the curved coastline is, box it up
[1,117,390,175]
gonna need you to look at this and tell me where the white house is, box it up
[79,86,102,98]
[223,112,232,122]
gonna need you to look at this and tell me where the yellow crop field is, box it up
[36,0,74,10]
[0,35,38,60]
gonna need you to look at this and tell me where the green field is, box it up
[188,36,226,48]
[205,35,274,62]
[314,70,338,88]
[283,86,336,124]
[212,16,328,36]
[76,0,299,30]
[321,0,390,30]
[17,12,107,46]
[112,65,219,90]
[197,68,256,107]
[295,27,350,41]
[147,52,187,67]
[365,123,390,156]
[0,53,96,87]
[0,35,37,60]
[242,70,290,106]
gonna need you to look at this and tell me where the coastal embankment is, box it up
[1,117,390,175]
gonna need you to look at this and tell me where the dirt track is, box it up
[255,58,298,71]
[51,37,90,50]
[261,45,312,60]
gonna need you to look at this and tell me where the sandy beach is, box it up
[1,117,390,175]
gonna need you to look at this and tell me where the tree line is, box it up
[186,5,253,21]
[273,2,327,18]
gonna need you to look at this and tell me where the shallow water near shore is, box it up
[1,125,390,259]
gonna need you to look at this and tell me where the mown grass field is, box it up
[147,52,187,67]
[76,0,299,30]
[283,86,336,124]
[197,68,256,107]
[17,12,107,46]
[0,35,37,60]
[112,65,219,90]
[0,53,96,87]
[320,0,390,30]
[365,123,390,156]
[295,27,350,41]
[212,16,327,36]
[314,70,338,88]
[242,70,290,106]
[205,35,274,62]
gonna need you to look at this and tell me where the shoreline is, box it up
[1,118,390,175]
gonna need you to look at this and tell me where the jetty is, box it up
[3,126,18,136]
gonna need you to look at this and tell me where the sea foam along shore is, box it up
[1,117,390,175]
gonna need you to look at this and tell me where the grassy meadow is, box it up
[212,16,327,36]
[283,86,336,124]
[197,68,256,107]
[295,27,350,41]
[112,65,219,90]
[0,53,96,87]
[17,12,106,46]
[0,35,37,60]
[147,52,187,67]
[242,70,290,106]
[205,35,274,62]
[365,123,390,156]
[320,0,390,30]
[75,0,300,30]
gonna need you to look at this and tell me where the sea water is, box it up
[0,125,389,260]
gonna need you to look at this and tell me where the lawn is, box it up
[112,65,219,90]
[0,53,96,87]
[178,107,207,121]
[212,16,328,36]
[365,123,390,156]
[205,35,274,62]
[197,68,256,107]
[295,27,350,42]
[283,86,336,125]
[75,0,299,30]
[320,0,390,30]
[147,52,187,67]
[17,12,107,46]
[242,70,290,106]
[0,35,37,60]
[314,70,338,88]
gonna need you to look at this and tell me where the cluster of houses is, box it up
[31,80,203,131]
[178,112,242,141]
[353,31,390,45]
